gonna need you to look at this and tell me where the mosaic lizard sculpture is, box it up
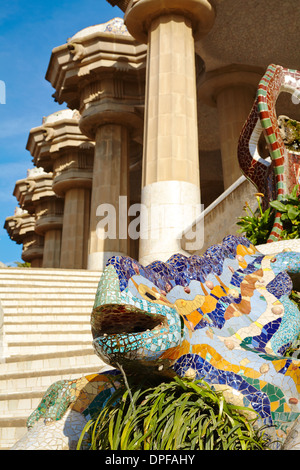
[238,64,300,242]
[12,235,300,449]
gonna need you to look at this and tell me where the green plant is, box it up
[77,376,272,451]
[9,261,31,268]
[269,185,300,239]
[237,186,300,243]
[237,193,275,245]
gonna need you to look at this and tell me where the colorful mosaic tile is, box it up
[16,235,300,449]
[238,64,300,242]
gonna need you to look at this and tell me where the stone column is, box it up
[46,18,147,269]
[125,0,215,265]
[87,124,129,270]
[4,210,44,267]
[51,142,94,270]
[30,172,64,269]
[198,65,263,189]
[13,170,63,269]
[43,229,62,268]
[27,109,94,269]
[59,188,91,269]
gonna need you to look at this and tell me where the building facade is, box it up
[5,0,300,269]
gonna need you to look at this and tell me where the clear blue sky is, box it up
[0,0,119,265]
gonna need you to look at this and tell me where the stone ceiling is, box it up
[106,0,300,151]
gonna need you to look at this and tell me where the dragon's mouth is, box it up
[91,303,181,373]
[91,304,167,339]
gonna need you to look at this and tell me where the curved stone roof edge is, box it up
[71,17,129,40]
[106,0,130,13]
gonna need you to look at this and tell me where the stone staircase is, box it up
[0,267,108,450]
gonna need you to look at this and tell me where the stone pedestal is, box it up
[198,65,263,189]
[125,0,215,264]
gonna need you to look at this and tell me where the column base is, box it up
[138,181,202,266]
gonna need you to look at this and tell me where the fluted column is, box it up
[43,229,62,268]
[51,142,94,270]
[59,188,91,269]
[125,0,215,264]
[87,124,129,270]
[198,65,263,189]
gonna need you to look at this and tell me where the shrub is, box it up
[77,376,272,450]
[237,193,274,245]
[237,186,300,244]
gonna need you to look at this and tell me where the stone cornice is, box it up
[197,64,265,107]
[13,177,36,213]
[46,28,147,112]
[51,144,94,197]
[26,113,93,171]
[106,0,130,12]
[4,212,35,244]
[124,0,215,44]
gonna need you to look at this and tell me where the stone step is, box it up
[0,391,49,417]
[0,267,101,277]
[4,315,90,324]
[7,342,93,356]
[1,299,94,308]
[3,306,93,315]
[0,287,98,295]
[0,360,111,450]
[0,267,106,449]
[0,278,99,284]
[5,331,92,348]
[1,292,95,301]
[4,321,91,341]
[0,363,106,394]
[0,416,28,450]
[0,348,101,374]
[0,366,110,413]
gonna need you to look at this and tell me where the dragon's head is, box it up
[91,236,260,376]
[91,261,184,376]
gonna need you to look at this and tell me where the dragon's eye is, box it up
[145,292,157,301]
[138,284,160,301]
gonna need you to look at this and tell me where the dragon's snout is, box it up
[91,303,181,371]
[91,304,166,337]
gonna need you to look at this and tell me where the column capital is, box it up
[4,210,33,245]
[13,170,64,236]
[4,211,44,265]
[198,64,264,107]
[124,0,215,43]
[26,109,92,171]
[51,143,94,197]
[79,101,144,140]
[29,173,64,236]
[46,18,147,140]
